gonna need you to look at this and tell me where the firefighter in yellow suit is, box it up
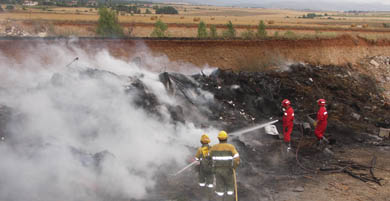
[195,134,214,188]
[210,131,240,201]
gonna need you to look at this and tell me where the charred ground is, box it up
[142,64,390,201]
[0,62,389,201]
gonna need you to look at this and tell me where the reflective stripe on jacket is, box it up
[210,142,240,168]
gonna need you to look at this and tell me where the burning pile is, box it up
[0,44,389,201]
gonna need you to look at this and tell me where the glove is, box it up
[193,158,200,166]
[233,161,239,169]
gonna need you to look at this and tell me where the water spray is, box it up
[229,120,279,137]
[172,119,279,176]
[171,160,198,176]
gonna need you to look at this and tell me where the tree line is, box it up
[96,6,269,39]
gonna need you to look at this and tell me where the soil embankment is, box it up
[1,35,390,70]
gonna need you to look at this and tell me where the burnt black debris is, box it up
[155,63,390,201]
[0,63,389,201]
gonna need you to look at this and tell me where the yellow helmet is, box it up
[200,134,210,144]
[218,131,228,140]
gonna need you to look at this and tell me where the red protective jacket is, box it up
[282,106,294,142]
[315,106,328,140]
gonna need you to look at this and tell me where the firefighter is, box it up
[314,99,328,143]
[282,99,294,151]
[210,131,240,201]
[195,134,214,189]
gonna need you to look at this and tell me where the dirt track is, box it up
[1,35,390,70]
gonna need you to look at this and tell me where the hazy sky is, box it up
[162,0,390,10]
[195,0,390,4]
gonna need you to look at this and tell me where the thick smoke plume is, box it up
[0,40,218,201]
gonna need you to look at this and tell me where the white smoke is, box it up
[0,40,219,201]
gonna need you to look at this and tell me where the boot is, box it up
[316,138,326,151]
[285,141,291,152]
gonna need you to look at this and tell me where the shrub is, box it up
[283,31,296,39]
[222,20,236,38]
[197,21,207,38]
[306,13,317,18]
[268,20,275,25]
[150,19,168,37]
[302,13,322,19]
[274,31,279,38]
[241,29,255,39]
[5,5,14,10]
[209,24,217,38]
[96,7,124,37]
[155,6,178,14]
[145,8,152,14]
[256,20,267,39]
[383,23,390,28]
[193,17,200,22]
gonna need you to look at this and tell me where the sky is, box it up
[176,0,390,5]
[157,0,390,10]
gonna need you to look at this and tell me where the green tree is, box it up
[151,19,168,37]
[209,24,217,38]
[96,7,124,37]
[155,6,178,14]
[145,8,152,14]
[5,4,14,10]
[256,20,267,39]
[306,13,317,18]
[197,21,207,38]
[222,20,235,38]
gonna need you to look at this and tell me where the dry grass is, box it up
[2,5,390,28]
[1,4,390,38]
[357,33,390,42]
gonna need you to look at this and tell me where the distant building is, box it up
[23,1,38,6]
[65,0,78,6]
[86,0,97,7]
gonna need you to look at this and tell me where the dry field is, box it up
[1,4,390,38]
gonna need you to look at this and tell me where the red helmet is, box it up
[317,99,326,106]
[282,99,291,107]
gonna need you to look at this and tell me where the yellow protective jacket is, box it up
[195,145,211,160]
[195,145,212,170]
[210,142,240,168]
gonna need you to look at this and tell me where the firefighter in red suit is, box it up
[282,99,294,151]
[314,99,328,142]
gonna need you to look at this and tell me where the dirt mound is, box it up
[2,36,390,70]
